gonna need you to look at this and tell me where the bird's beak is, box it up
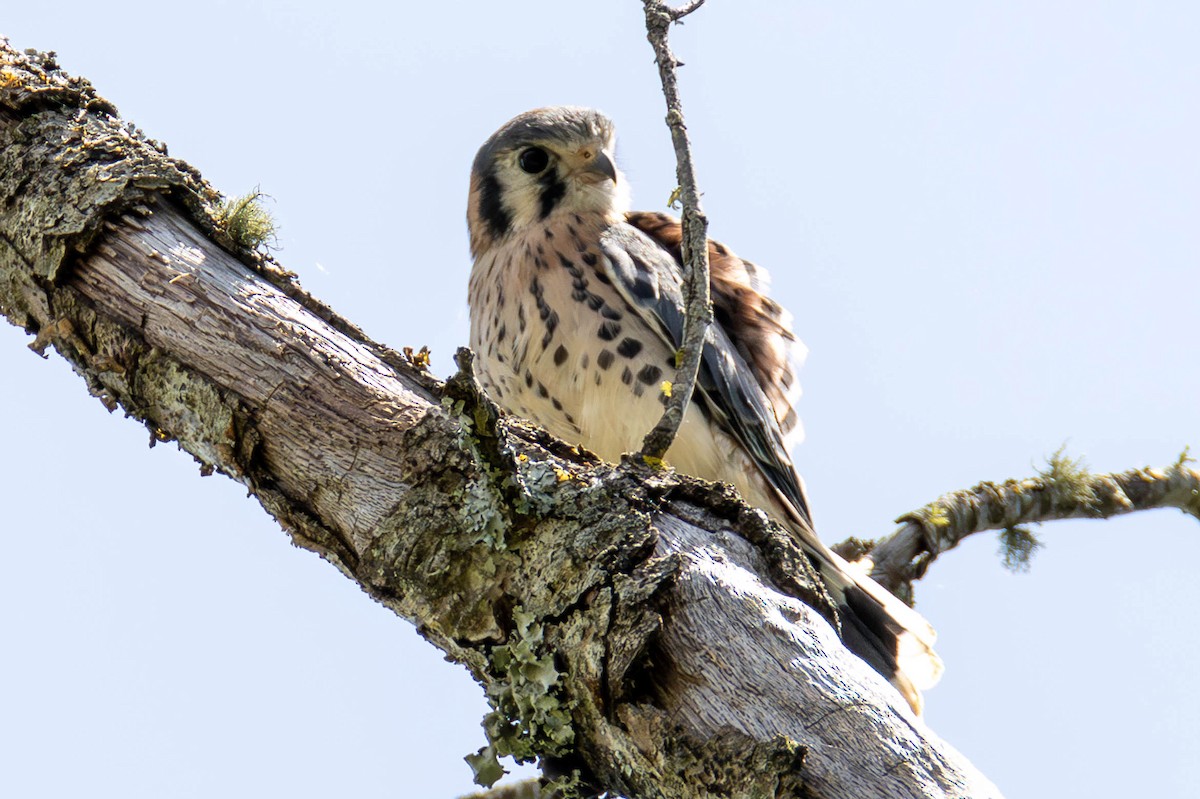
[577,148,618,185]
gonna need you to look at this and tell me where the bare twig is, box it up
[638,0,713,462]
[856,454,1200,603]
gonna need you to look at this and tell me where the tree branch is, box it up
[638,1,712,462]
[0,40,1001,799]
[851,450,1200,603]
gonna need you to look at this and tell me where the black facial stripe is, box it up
[478,169,510,240]
[537,167,567,220]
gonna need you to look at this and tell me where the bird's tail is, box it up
[819,550,943,714]
[766,484,943,713]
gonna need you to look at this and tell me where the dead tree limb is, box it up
[1,39,1004,799]
[848,452,1200,603]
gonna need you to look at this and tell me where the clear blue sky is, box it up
[2,3,1197,797]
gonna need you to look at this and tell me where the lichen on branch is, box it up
[860,447,1200,602]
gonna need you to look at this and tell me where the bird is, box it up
[466,106,942,713]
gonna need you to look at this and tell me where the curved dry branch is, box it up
[856,452,1200,602]
[638,0,712,462]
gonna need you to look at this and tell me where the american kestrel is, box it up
[466,107,941,711]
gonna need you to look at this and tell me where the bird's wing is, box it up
[607,214,943,709]
[625,211,807,449]
[598,217,813,532]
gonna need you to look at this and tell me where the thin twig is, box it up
[639,0,713,463]
[853,456,1200,603]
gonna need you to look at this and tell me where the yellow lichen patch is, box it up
[403,345,432,370]
[925,502,950,527]
[1175,446,1194,468]
[660,380,673,398]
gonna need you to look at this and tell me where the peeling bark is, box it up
[0,41,1002,799]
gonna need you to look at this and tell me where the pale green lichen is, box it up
[215,188,276,251]
[464,744,506,789]
[1040,444,1097,510]
[540,769,588,799]
[1000,445,1097,571]
[517,458,573,516]
[468,607,576,788]
[1175,445,1194,469]
[441,395,517,547]
[998,525,1042,572]
[458,472,509,548]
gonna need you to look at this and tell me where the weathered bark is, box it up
[0,42,1001,798]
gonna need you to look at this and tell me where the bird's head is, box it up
[467,106,629,257]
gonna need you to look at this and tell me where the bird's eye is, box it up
[518,147,550,174]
